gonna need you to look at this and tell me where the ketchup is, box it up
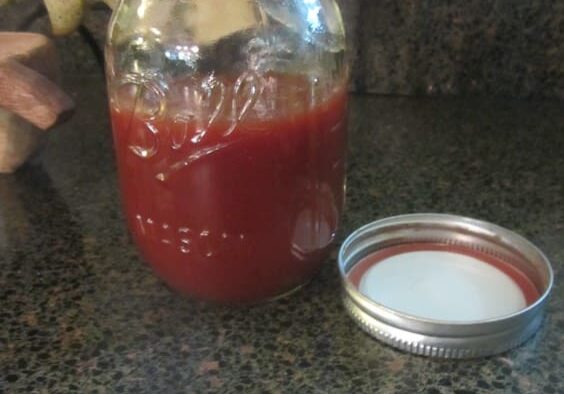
[110,74,348,303]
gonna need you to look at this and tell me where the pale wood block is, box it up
[0,109,45,173]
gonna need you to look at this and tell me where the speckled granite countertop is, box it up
[1,74,563,393]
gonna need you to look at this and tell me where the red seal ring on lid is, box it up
[338,214,554,359]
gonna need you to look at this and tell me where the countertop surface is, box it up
[1,74,563,393]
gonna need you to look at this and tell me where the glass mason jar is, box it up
[106,0,348,303]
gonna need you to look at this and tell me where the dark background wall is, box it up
[2,0,563,99]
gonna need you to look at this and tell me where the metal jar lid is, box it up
[338,213,554,359]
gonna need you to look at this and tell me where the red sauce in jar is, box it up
[110,74,348,303]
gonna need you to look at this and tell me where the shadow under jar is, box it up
[106,0,349,303]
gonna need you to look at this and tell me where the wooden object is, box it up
[0,32,74,173]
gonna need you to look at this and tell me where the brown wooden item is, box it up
[0,32,75,173]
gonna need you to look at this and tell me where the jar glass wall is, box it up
[106,0,349,303]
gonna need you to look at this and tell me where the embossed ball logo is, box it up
[111,70,266,182]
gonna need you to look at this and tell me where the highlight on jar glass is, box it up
[105,0,349,303]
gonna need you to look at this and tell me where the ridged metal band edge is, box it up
[343,295,543,359]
